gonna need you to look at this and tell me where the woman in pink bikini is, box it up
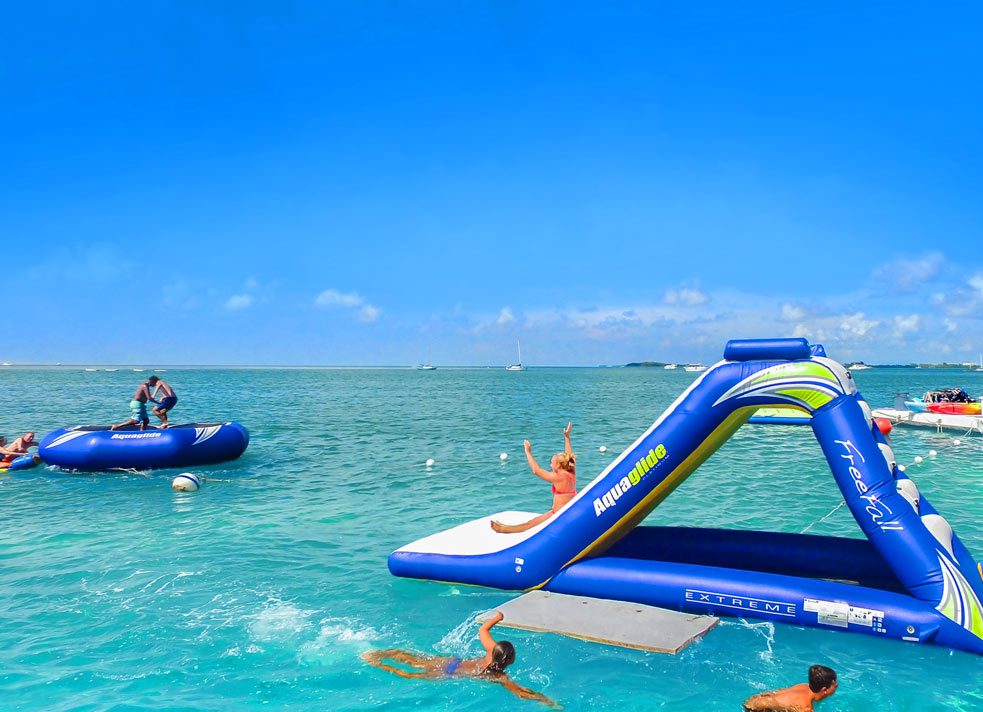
[491,422,577,534]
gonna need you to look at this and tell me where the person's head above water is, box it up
[484,641,515,674]
[551,452,576,473]
[147,376,160,386]
[808,665,837,696]
[22,432,34,444]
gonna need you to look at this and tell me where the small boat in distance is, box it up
[905,388,981,415]
[684,364,707,373]
[976,354,983,372]
[664,363,677,370]
[848,362,871,370]
[104,368,118,372]
[84,368,98,372]
[505,340,525,371]
[417,364,436,371]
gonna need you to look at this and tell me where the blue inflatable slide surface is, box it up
[389,338,983,656]
[39,422,249,471]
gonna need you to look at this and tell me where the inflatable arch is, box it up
[389,338,983,656]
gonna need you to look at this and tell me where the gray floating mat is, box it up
[484,590,718,654]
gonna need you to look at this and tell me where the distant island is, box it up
[625,361,667,368]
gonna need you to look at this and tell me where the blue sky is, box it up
[2,1,981,365]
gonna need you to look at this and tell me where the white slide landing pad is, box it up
[480,591,719,654]
[396,511,549,556]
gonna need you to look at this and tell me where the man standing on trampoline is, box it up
[111,377,156,431]
[149,376,178,428]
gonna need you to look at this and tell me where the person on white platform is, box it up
[492,422,577,534]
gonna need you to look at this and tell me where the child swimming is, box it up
[362,611,558,707]
[491,422,577,533]
[742,665,838,712]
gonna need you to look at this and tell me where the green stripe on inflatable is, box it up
[777,388,833,410]
[748,362,839,389]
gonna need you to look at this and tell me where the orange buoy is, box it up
[875,417,892,435]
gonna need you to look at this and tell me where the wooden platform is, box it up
[481,591,718,654]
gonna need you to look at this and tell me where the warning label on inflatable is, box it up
[804,599,884,628]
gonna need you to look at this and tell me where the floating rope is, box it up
[800,500,847,534]
[801,429,973,534]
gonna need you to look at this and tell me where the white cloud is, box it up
[358,305,380,323]
[839,312,879,337]
[781,304,805,321]
[496,307,515,325]
[225,294,254,311]
[944,318,957,332]
[664,288,709,306]
[316,289,364,308]
[893,314,920,336]
[969,273,983,293]
[315,289,380,322]
[872,252,945,292]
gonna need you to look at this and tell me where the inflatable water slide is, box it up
[390,339,983,656]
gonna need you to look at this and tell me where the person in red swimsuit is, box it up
[492,422,577,533]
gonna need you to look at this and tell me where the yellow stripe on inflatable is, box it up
[777,388,833,410]
[550,406,757,580]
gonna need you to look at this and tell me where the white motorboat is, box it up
[663,363,677,370]
[684,364,707,373]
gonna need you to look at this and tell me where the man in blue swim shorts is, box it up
[148,376,178,428]
[110,378,155,431]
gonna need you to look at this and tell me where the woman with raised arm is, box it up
[362,612,559,707]
[491,422,577,534]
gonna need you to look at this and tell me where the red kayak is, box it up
[926,402,982,415]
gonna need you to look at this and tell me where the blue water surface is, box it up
[1,366,982,711]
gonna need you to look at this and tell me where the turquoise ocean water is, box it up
[1,366,982,711]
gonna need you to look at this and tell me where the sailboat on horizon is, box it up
[505,340,525,371]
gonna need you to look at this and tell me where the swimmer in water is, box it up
[0,430,38,467]
[0,432,38,466]
[742,665,838,712]
[491,422,576,533]
[362,612,559,707]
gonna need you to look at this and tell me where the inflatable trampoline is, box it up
[389,338,983,656]
[39,422,249,471]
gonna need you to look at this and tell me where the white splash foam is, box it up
[436,611,483,656]
[297,617,380,664]
[248,601,314,640]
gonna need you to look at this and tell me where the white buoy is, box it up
[898,464,906,472]
[425,458,435,467]
[499,453,508,461]
[929,450,938,456]
[599,446,607,453]
[914,456,924,464]
[172,473,200,492]
[953,439,962,446]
